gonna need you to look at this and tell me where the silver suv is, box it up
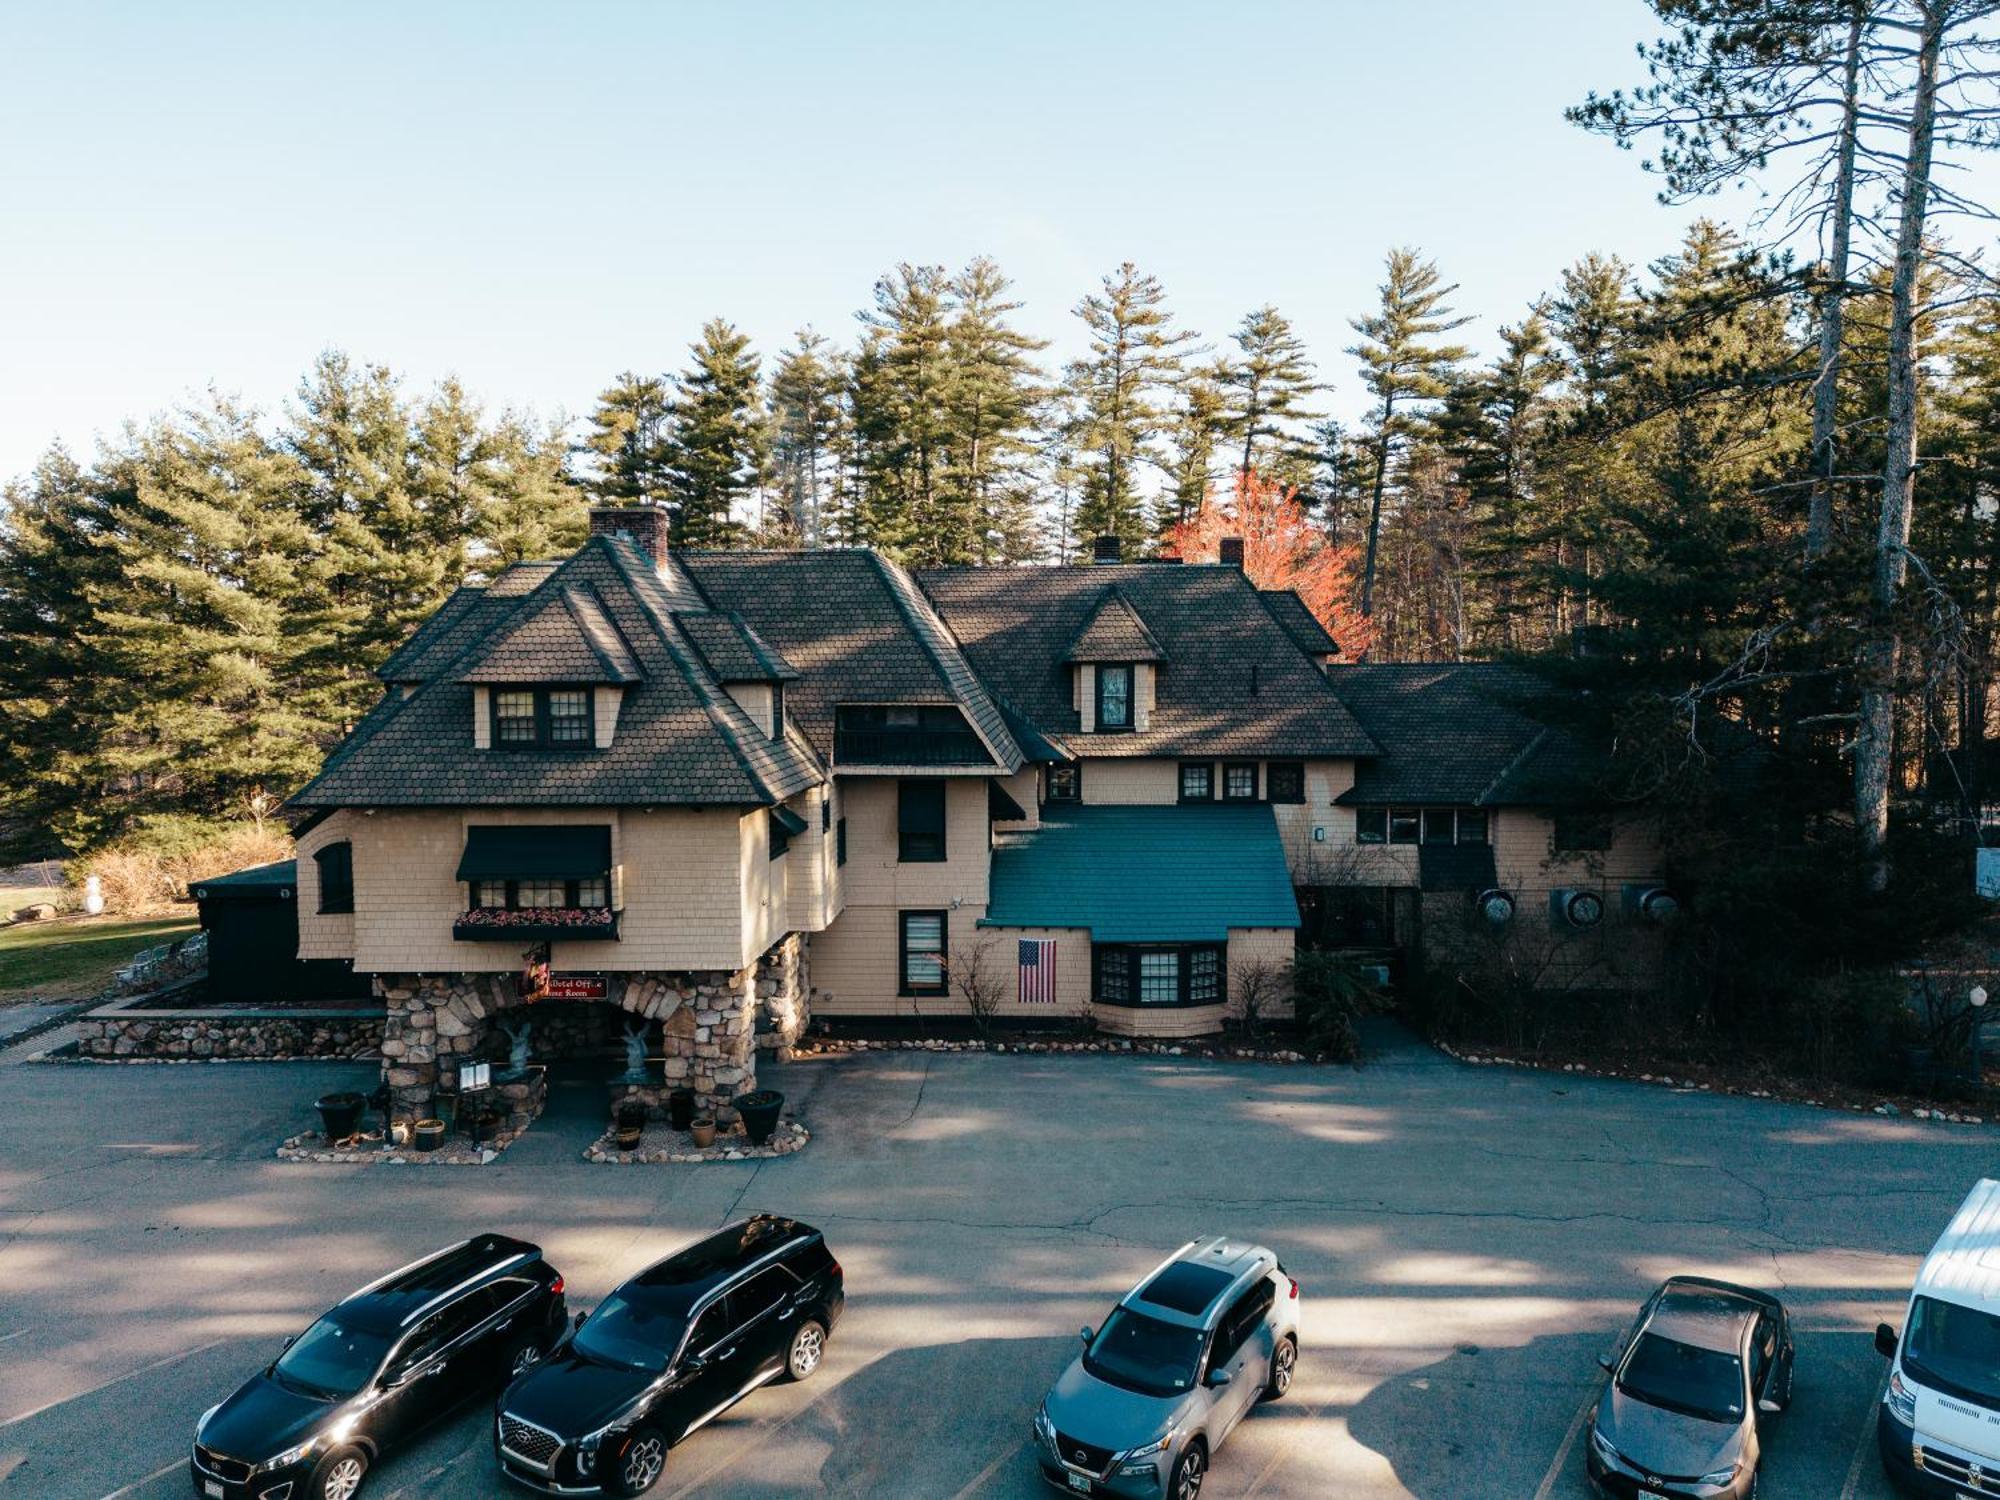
[1033,1236,1301,1499]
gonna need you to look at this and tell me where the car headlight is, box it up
[1589,1427,1619,1466]
[1699,1461,1740,1486]
[1118,1434,1173,1474]
[1033,1403,1056,1446]
[252,1438,317,1473]
[196,1402,221,1434]
[1887,1367,1917,1425]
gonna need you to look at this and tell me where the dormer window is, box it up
[1096,665,1134,731]
[491,687,594,749]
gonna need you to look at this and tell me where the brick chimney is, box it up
[1092,534,1122,566]
[1218,536,1245,569]
[589,504,669,565]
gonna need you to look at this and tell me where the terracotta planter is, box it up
[688,1117,717,1149]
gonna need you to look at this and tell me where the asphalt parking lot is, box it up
[0,1027,1978,1499]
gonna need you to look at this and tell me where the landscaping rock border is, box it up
[791,1036,1318,1063]
[1434,1040,1990,1126]
[276,1127,516,1165]
[583,1119,809,1164]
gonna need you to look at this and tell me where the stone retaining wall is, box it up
[77,1007,383,1060]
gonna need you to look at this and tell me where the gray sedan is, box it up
[1586,1276,1794,1499]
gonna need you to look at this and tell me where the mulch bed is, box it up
[277,1126,520,1165]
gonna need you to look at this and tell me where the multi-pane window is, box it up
[1266,762,1305,804]
[516,879,566,908]
[473,880,509,908]
[548,689,590,744]
[490,687,592,749]
[574,878,608,909]
[469,877,609,910]
[898,779,947,862]
[1095,665,1134,730]
[1179,763,1214,802]
[1355,806,1491,846]
[1096,946,1132,1004]
[495,691,538,745]
[1224,763,1259,801]
[1138,951,1181,1004]
[1046,763,1081,802]
[1189,946,1220,1003]
[900,911,947,995]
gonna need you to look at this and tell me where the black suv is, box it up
[496,1216,844,1495]
[192,1234,567,1500]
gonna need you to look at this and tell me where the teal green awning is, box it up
[456,825,612,881]
[770,804,808,837]
[981,804,1299,943]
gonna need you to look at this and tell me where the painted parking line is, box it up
[98,1457,183,1498]
[0,1339,227,1429]
[1532,1379,1603,1500]
[947,1438,1026,1499]
[0,1330,28,1347]
[1839,1367,1892,1500]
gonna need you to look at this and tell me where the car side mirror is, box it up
[1875,1323,1899,1359]
[1597,1352,1616,1374]
[1205,1366,1232,1389]
[1079,1325,1094,1345]
[1758,1397,1784,1415]
[381,1366,411,1389]
[281,1335,296,1351]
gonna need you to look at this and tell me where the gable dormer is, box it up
[676,610,800,741]
[1065,586,1166,733]
[459,584,643,749]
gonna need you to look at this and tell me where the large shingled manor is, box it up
[281,507,1674,1116]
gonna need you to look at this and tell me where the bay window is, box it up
[1093,942,1228,1007]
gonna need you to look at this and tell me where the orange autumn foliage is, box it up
[1162,471,1373,660]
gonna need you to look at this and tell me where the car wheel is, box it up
[504,1332,545,1378]
[1170,1442,1206,1500]
[1264,1335,1297,1400]
[786,1318,827,1381]
[306,1446,368,1500]
[610,1426,669,1496]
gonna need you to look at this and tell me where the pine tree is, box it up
[855,265,956,559]
[1159,367,1232,539]
[1348,249,1473,620]
[665,319,765,548]
[581,371,674,508]
[1066,262,1197,553]
[477,414,586,569]
[1220,304,1320,483]
[769,328,845,546]
[942,256,1047,563]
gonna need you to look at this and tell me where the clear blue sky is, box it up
[0,0,1821,482]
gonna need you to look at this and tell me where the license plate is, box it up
[1067,1475,1092,1494]
[1637,1491,1666,1500]
[203,1484,224,1499]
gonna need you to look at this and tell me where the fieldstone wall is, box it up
[375,947,785,1123]
[755,933,811,1054]
[77,1009,383,1060]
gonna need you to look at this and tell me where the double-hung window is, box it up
[494,691,538,745]
[1095,665,1133,731]
[898,779,947,862]
[1046,763,1081,803]
[1223,763,1259,801]
[899,910,947,996]
[1179,763,1214,802]
[491,687,593,749]
[548,690,591,745]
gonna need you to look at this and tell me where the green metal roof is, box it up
[982,804,1299,943]
[190,860,297,901]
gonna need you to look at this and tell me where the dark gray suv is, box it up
[1034,1236,1301,1499]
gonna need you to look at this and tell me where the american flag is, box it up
[1017,939,1057,1004]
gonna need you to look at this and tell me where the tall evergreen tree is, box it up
[581,371,674,508]
[1159,367,1232,539]
[769,328,844,546]
[942,256,1047,563]
[1348,249,1473,620]
[855,265,956,559]
[665,318,765,548]
[1220,304,1320,483]
[1066,262,1196,552]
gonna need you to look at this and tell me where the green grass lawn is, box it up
[0,912,198,1000]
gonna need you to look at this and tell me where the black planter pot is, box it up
[414,1119,447,1152]
[616,1101,648,1131]
[733,1090,784,1147]
[667,1088,696,1130]
[316,1091,368,1142]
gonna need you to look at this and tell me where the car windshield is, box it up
[1906,1295,2000,1409]
[572,1291,688,1375]
[1083,1306,1206,1399]
[273,1315,392,1399]
[1618,1332,1744,1424]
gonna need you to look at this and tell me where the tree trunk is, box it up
[1804,6,1867,563]
[1857,0,1946,893]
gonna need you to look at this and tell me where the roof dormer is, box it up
[677,610,800,741]
[1066,587,1165,734]
[459,584,642,749]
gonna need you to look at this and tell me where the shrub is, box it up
[1291,950,1378,1061]
[68,815,293,916]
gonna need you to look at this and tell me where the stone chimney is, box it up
[1218,536,1245,569]
[589,504,669,565]
[1092,534,1122,566]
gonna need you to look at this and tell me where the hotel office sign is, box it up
[516,945,607,1003]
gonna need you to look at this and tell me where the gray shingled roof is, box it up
[1258,589,1339,658]
[677,551,1022,771]
[1064,588,1167,663]
[1329,663,1582,806]
[292,538,822,809]
[675,611,800,683]
[459,585,642,685]
[915,563,1378,759]
[377,562,561,683]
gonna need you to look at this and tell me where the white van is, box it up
[1877,1177,2000,1496]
